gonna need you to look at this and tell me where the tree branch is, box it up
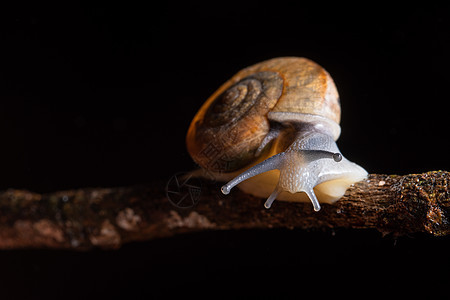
[0,171,449,250]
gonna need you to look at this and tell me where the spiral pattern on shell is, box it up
[187,71,284,172]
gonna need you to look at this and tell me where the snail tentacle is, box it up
[299,150,343,163]
[221,152,285,195]
[304,187,321,211]
[255,127,282,157]
[264,185,282,209]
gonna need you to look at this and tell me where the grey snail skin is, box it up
[186,57,367,211]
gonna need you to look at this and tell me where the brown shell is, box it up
[186,57,341,173]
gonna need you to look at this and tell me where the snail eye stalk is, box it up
[299,150,342,163]
[221,153,285,195]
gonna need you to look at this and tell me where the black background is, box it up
[1,1,450,298]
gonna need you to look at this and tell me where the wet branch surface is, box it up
[0,171,449,250]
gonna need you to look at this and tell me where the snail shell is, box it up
[187,57,340,172]
[186,57,367,211]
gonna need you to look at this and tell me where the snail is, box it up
[186,57,367,211]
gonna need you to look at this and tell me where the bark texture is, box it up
[0,171,448,250]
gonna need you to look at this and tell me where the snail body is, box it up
[186,57,367,211]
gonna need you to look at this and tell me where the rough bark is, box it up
[0,171,448,250]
